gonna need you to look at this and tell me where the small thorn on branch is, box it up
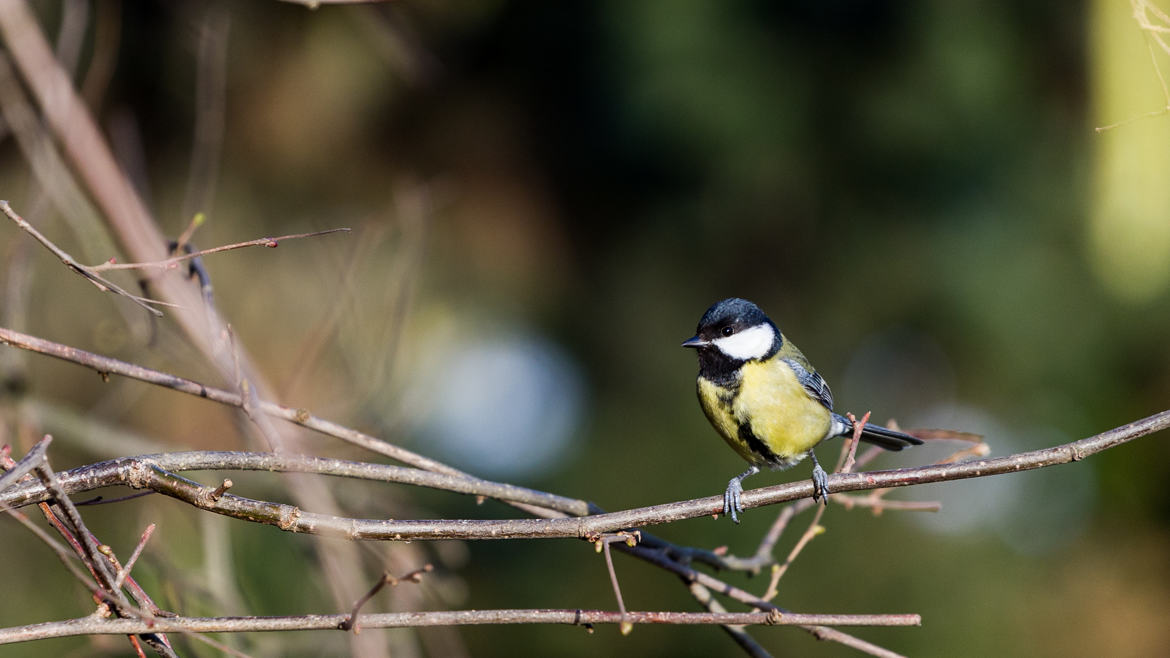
[208,480,232,503]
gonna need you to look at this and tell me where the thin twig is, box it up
[76,491,156,506]
[340,564,434,632]
[114,524,156,590]
[1,507,117,605]
[0,434,50,493]
[621,543,911,658]
[686,581,771,658]
[30,448,176,657]
[33,457,127,604]
[90,228,352,272]
[750,505,797,569]
[762,505,825,602]
[2,510,251,658]
[832,495,941,513]
[173,213,204,255]
[840,411,870,475]
[595,533,638,635]
[0,201,168,315]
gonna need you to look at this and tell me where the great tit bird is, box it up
[683,297,923,522]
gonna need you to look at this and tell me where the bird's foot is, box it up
[723,478,744,524]
[810,462,829,504]
[722,466,759,523]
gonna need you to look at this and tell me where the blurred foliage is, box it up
[2,1,1170,656]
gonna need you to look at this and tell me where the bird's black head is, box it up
[682,298,782,380]
[697,298,768,332]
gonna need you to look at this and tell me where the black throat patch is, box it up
[695,325,783,387]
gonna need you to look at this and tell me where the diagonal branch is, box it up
[0,201,167,315]
[0,452,587,518]
[0,326,579,518]
[0,434,50,492]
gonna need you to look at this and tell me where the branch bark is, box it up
[0,609,921,645]
[2,408,1165,540]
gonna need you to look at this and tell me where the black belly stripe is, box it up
[738,422,780,465]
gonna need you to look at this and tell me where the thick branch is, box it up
[0,609,920,644]
[0,451,586,516]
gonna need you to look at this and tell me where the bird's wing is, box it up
[782,357,834,411]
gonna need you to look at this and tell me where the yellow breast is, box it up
[698,358,832,468]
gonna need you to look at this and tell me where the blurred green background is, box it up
[2,1,1169,656]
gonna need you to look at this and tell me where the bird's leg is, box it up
[723,465,760,523]
[808,450,829,504]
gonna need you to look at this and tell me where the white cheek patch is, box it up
[713,324,775,361]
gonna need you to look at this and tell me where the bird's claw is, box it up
[811,462,829,504]
[723,478,744,524]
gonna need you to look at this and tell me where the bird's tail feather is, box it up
[834,413,924,451]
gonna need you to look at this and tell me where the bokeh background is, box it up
[2,1,1169,656]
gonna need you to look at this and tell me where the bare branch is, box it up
[0,608,921,645]
[762,505,825,602]
[686,581,771,658]
[0,201,167,315]
[0,434,50,493]
[840,411,869,474]
[114,524,156,590]
[32,453,128,604]
[1,451,587,517]
[89,228,352,272]
[27,447,177,657]
[0,405,1163,543]
[2,506,113,603]
[0,326,585,518]
[340,565,434,632]
[621,542,911,658]
[595,533,638,635]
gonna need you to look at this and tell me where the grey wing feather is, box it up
[782,357,834,411]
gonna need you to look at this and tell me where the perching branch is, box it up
[1,324,1166,540]
[1,408,1165,540]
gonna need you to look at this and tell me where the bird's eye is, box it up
[720,326,734,337]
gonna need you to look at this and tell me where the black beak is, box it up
[681,335,708,349]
